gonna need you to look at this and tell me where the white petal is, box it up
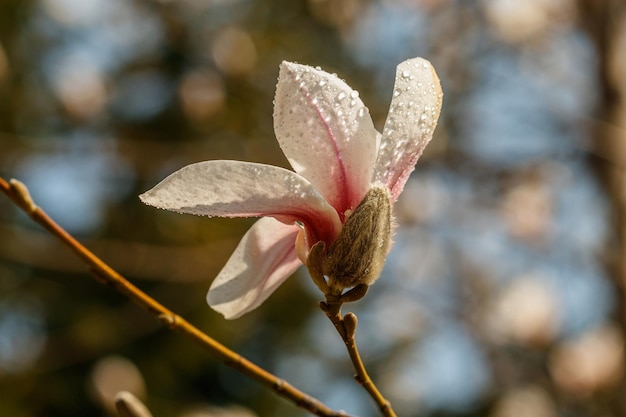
[373,57,443,201]
[140,160,341,244]
[207,217,302,319]
[274,61,378,216]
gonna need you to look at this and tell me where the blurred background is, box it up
[1,0,626,416]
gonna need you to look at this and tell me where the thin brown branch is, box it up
[320,300,397,417]
[306,244,397,417]
[0,176,352,417]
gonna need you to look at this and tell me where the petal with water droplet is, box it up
[373,57,443,201]
[207,217,302,319]
[274,61,378,215]
[139,160,342,245]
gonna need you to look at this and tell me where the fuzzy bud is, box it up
[322,186,392,291]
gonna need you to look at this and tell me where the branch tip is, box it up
[9,179,37,213]
[115,391,153,417]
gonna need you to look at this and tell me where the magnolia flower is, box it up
[141,58,442,319]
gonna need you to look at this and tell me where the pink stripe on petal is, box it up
[373,58,443,202]
[140,160,342,245]
[207,217,302,319]
[274,62,378,216]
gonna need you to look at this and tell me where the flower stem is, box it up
[320,300,398,417]
[0,176,352,417]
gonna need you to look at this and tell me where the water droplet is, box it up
[422,62,429,69]
[401,70,410,78]
[357,107,366,118]
[350,100,357,107]
[319,78,327,87]
[350,90,359,99]
[393,89,401,97]
[337,91,346,101]
[315,66,321,71]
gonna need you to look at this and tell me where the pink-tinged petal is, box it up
[207,217,302,319]
[274,61,378,217]
[373,58,443,202]
[140,160,341,245]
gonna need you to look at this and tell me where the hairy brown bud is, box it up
[323,186,392,292]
